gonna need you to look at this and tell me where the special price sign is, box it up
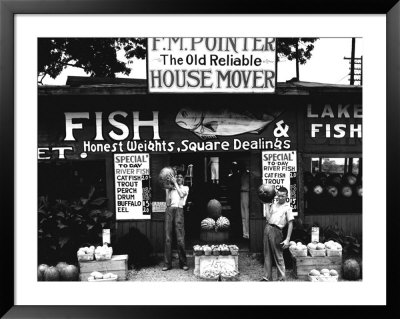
[114,153,151,220]
[262,150,298,215]
[148,37,276,93]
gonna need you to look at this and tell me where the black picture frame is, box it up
[1,0,399,317]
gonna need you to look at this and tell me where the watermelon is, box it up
[201,218,216,230]
[257,184,276,203]
[158,167,176,189]
[313,185,324,195]
[37,264,49,281]
[44,266,60,281]
[207,199,222,219]
[356,184,362,197]
[60,264,80,281]
[342,173,357,186]
[343,258,361,280]
[216,216,230,230]
[341,185,353,198]
[56,261,68,273]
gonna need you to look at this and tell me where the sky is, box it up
[41,38,363,86]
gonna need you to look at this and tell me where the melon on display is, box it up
[44,266,60,281]
[56,261,68,273]
[326,185,339,197]
[207,199,222,219]
[257,184,276,203]
[37,264,49,281]
[309,269,320,276]
[216,216,230,230]
[356,185,363,197]
[341,186,353,197]
[60,265,79,281]
[158,167,176,189]
[201,218,216,230]
[313,185,324,195]
[343,173,357,186]
[343,258,361,280]
[329,269,338,276]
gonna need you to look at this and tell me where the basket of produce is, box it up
[220,269,239,281]
[88,271,118,282]
[307,242,326,257]
[219,244,230,256]
[308,269,339,282]
[94,244,113,261]
[229,245,239,256]
[324,241,343,257]
[211,245,220,256]
[289,242,308,257]
[193,245,204,256]
[77,246,95,262]
[200,268,221,281]
[203,245,212,256]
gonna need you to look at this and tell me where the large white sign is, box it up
[148,37,276,93]
[114,153,151,220]
[262,150,298,215]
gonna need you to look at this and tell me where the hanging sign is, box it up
[311,227,320,243]
[114,153,151,220]
[102,229,111,245]
[148,37,276,93]
[262,150,298,216]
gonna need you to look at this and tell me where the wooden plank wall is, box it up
[304,214,362,236]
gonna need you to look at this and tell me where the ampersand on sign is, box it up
[273,120,289,137]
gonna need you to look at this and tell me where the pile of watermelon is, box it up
[37,262,79,281]
[201,216,230,232]
[304,171,362,199]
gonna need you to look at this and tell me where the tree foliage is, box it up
[277,38,319,64]
[38,37,318,84]
[38,38,146,84]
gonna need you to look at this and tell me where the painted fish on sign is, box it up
[175,108,281,139]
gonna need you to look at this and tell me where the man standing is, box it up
[163,171,190,271]
[262,186,294,281]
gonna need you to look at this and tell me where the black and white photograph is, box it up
[4,10,395,314]
[37,37,363,283]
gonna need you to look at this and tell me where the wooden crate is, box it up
[292,255,342,280]
[79,254,128,281]
[194,255,238,277]
[199,230,229,244]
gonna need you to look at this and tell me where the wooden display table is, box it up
[291,254,342,280]
[194,254,238,277]
[78,254,128,281]
[200,230,229,244]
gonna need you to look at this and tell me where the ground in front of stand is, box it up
[127,253,297,281]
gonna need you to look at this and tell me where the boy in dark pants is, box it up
[262,186,294,281]
[163,171,190,271]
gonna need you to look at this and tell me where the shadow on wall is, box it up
[114,227,157,269]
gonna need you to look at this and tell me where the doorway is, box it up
[169,152,250,250]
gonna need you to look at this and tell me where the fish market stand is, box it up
[38,77,362,265]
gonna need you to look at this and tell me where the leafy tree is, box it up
[38,37,318,84]
[277,38,319,80]
[38,38,146,84]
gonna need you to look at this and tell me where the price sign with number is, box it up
[114,153,151,220]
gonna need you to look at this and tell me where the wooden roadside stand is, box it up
[78,255,128,281]
[290,227,343,280]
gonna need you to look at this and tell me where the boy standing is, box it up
[163,171,190,271]
[262,186,294,281]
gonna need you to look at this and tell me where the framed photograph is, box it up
[1,0,399,317]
